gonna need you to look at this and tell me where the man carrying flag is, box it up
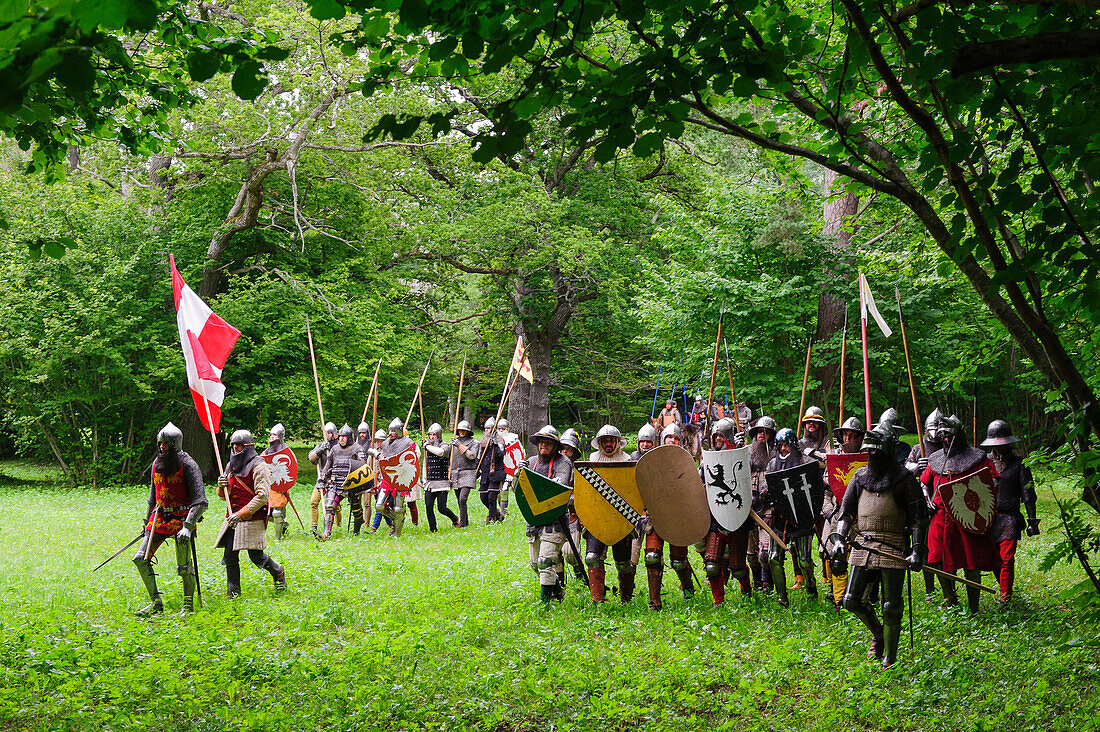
[858,273,892,427]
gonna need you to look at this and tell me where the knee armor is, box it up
[644,551,662,567]
[177,563,194,577]
[615,560,633,575]
[670,558,689,572]
[882,599,904,625]
[768,544,785,563]
[705,561,723,580]
[538,556,558,570]
[584,552,602,569]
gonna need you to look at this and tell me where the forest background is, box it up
[0,0,1096,504]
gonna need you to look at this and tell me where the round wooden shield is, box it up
[573,461,644,546]
[263,447,298,494]
[635,445,709,546]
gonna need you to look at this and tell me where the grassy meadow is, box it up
[0,458,1097,731]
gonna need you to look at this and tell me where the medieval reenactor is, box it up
[525,425,575,603]
[747,416,777,592]
[559,428,587,584]
[827,426,926,668]
[319,423,366,539]
[583,424,637,603]
[980,419,1040,607]
[689,395,707,429]
[920,414,998,613]
[307,421,339,534]
[477,416,506,523]
[641,423,698,609]
[368,429,395,533]
[657,399,682,429]
[450,420,480,528]
[877,407,913,465]
[263,423,291,540]
[133,422,207,616]
[822,416,866,608]
[496,417,517,520]
[799,407,829,461]
[422,423,460,532]
[215,430,286,597]
[762,428,818,605]
[371,418,416,536]
[681,422,703,462]
[699,418,749,605]
[904,408,944,601]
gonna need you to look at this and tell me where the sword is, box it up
[285,493,307,533]
[92,530,146,572]
[848,538,994,593]
[190,533,204,610]
[749,510,788,552]
[559,516,589,588]
[906,565,913,649]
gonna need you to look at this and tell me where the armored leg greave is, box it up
[175,537,195,613]
[843,566,884,657]
[880,569,905,667]
[392,494,407,536]
[587,567,607,602]
[669,544,694,599]
[769,550,788,606]
[964,569,982,614]
[934,564,958,605]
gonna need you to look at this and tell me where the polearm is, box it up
[895,287,925,458]
[189,532,203,610]
[285,492,307,533]
[750,510,788,552]
[474,369,521,475]
[858,273,873,429]
[849,538,995,593]
[722,339,742,433]
[92,531,146,572]
[838,307,848,423]
[559,515,590,588]
[797,336,813,437]
[704,303,725,441]
[650,365,663,422]
[403,349,435,428]
[305,315,327,540]
[447,351,467,481]
[361,358,383,423]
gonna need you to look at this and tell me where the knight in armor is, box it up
[921,414,998,613]
[368,429,396,533]
[877,407,913,464]
[640,423,697,609]
[980,419,1039,607]
[904,408,944,601]
[133,423,207,616]
[689,395,707,430]
[319,424,367,539]
[422,423,460,532]
[496,417,517,519]
[449,420,480,527]
[477,417,506,524]
[747,416,777,592]
[558,428,587,584]
[795,407,829,591]
[657,399,682,429]
[827,426,926,668]
[762,428,818,606]
[583,425,636,603]
[371,418,416,536]
[822,416,866,607]
[215,430,286,597]
[308,422,339,534]
[524,426,575,603]
[698,418,748,605]
[264,423,291,540]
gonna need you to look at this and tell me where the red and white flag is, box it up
[859,272,893,338]
[510,337,534,383]
[171,255,240,433]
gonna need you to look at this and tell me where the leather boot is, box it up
[750,560,763,592]
[352,518,364,536]
[540,584,554,604]
[675,566,695,599]
[227,582,241,599]
[587,567,606,602]
[965,570,982,614]
[266,557,286,590]
[771,559,789,607]
[555,571,566,601]
[646,566,663,610]
[619,567,636,603]
[708,572,726,605]
[882,623,901,668]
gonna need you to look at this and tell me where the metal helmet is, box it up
[496,417,509,431]
[660,423,683,443]
[591,424,625,450]
[832,416,866,441]
[374,429,387,440]
[801,406,826,425]
[529,424,561,448]
[427,422,443,435]
[980,419,1019,448]
[877,407,903,435]
[748,416,777,439]
[323,421,337,435]
[940,414,963,439]
[268,423,286,441]
[861,426,896,454]
[924,407,943,435]
[338,423,354,440]
[484,417,496,431]
[560,428,581,451]
[695,395,704,402]
[775,427,798,446]
[157,422,183,451]
[230,429,254,446]
[638,423,659,445]
[388,417,404,434]
[357,421,370,434]
[711,418,734,440]
[455,420,473,435]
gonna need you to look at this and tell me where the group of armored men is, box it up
[518,406,1039,668]
[131,403,1038,668]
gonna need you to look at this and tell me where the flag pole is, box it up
[895,287,925,457]
[404,350,435,428]
[361,358,382,424]
[723,339,743,433]
[838,306,848,424]
[858,274,872,429]
[797,336,813,438]
[305,315,325,429]
[704,303,725,441]
[475,369,520,475]
[448,351,467,481]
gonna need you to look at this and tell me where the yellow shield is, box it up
[573,461,644,545]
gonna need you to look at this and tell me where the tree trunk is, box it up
[817,169,858,422]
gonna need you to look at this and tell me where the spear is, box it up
[305,315,325,430]
[704,303,725,440]
[895,287,925,457]
[403,350,435,429]
[448,351,467,481]
[858,274,873,429]
[797,336,813,438]
[838,307,848,423]
[723,339,742,433]
[361,358,383,424]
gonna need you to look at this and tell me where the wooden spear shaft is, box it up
[448,351,467,481]
[798,336,813,438]
[361,358,382,424]
[895,287,925,458]
[305,315,325,429]
[723,339,742,433]
[404,350,435,428]
[858,274,872,429]
[474,368,520,474]
[704,304,725,440]
[838,307,848,423]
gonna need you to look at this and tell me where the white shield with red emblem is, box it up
[503,437,526,478]
[263,447,298,494]
[380,443,421,493]
[939,466,997,534]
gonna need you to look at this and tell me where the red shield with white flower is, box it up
[503,438,526,478]
[939,466,996,534]
[263,447,298,494]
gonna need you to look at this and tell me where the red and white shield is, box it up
[380,443,421,493]
[263,447,298,494]
[939,466,997,534]
[503,437,525,478]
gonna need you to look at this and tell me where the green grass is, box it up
[0,464,1097,731]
